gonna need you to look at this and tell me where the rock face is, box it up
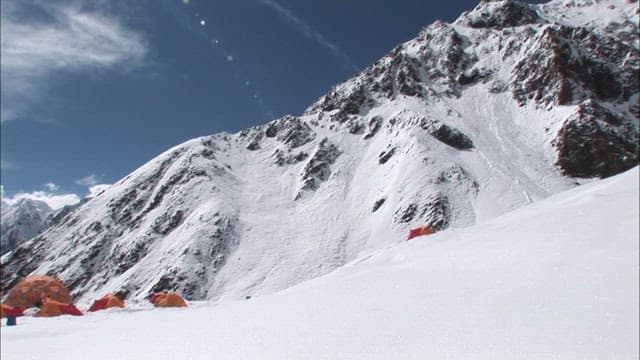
[555,100,639,178]
[2,0,638,304]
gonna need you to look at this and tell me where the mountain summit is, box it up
[2,0,638,304]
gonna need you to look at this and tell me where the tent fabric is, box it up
[34,297,83,317]
[88,293,125,312]
[407,225,436,240]
[150,292,187,308]
[1,304,24,318]
[5,275,72,309]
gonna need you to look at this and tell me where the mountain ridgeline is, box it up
[2,0,638,304]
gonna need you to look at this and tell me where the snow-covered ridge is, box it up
[1,0,638,304]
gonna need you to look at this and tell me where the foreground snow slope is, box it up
[2,167,638,359]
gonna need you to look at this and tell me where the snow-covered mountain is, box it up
[0,199,53,255]
[2,167,637,359]
[1,0,638,304]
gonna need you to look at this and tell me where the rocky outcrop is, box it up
[555,101,639,178]
[512,25,639,107]
[420,193,451,231]
[420,118,474,150]
[297,138,342,198]
[267,115,316,148]
[465,0,543,29]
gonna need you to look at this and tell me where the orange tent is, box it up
[88,293,125,312]
[407,225,436,240]
[150,292,187,308]
[1,304,24,318]
[5,275,72,309]
[34,297,83,317]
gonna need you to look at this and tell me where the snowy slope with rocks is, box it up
[2,167,637,360]
[0,199,52,255]
[1,0,638,304]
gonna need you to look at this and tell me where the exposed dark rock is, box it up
[421,118,474,150]
[273,149,309,166]
[246,133,263,151]
[152,210,185,235]
[432,124,474,150]
[114,239,152,276]
[378,147,397,164]
[394,203,418,223]
[372,198,386,213]
[314,85,374,122]
[278,120,315,148]
[297,139,342,197]
[265,116,316,148]
[420,193,450,230]
[555,100,639,178]
[512,25,638,107]
[265,122,279,137]
[371,50,425,99]
[151,271,179,294]
[0,237,47,295]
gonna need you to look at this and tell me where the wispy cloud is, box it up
[76,174,111,198]
[43,182,60,192]
[259,0,359,72]
[75,174,101,187]
[0,0,149,122]
[1,185,81,210]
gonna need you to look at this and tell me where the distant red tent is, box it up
[407,225,436,240]
[88,293,125,312]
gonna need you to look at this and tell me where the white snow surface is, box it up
[2,167,637,360]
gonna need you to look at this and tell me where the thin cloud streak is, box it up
[1,0,149,122]
[259,0,359,72]
[75,174,101,187]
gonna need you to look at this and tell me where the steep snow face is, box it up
[0,199,52,255]
[1,167,637,360]
[1,0,638,303]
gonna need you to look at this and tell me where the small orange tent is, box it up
[407,225,436,240]
[34,297,83,317]
[88,293,125,312]
[1,304,24,318]
[150,292,187,308]
[5,275,72,309]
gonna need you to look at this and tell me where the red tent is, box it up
[150,292,187,308]
[88,293,125,312]
[34,297,83,317]
[1,304,24,318]
[407,225,436,240]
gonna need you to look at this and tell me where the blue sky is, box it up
[1,0,546,208]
